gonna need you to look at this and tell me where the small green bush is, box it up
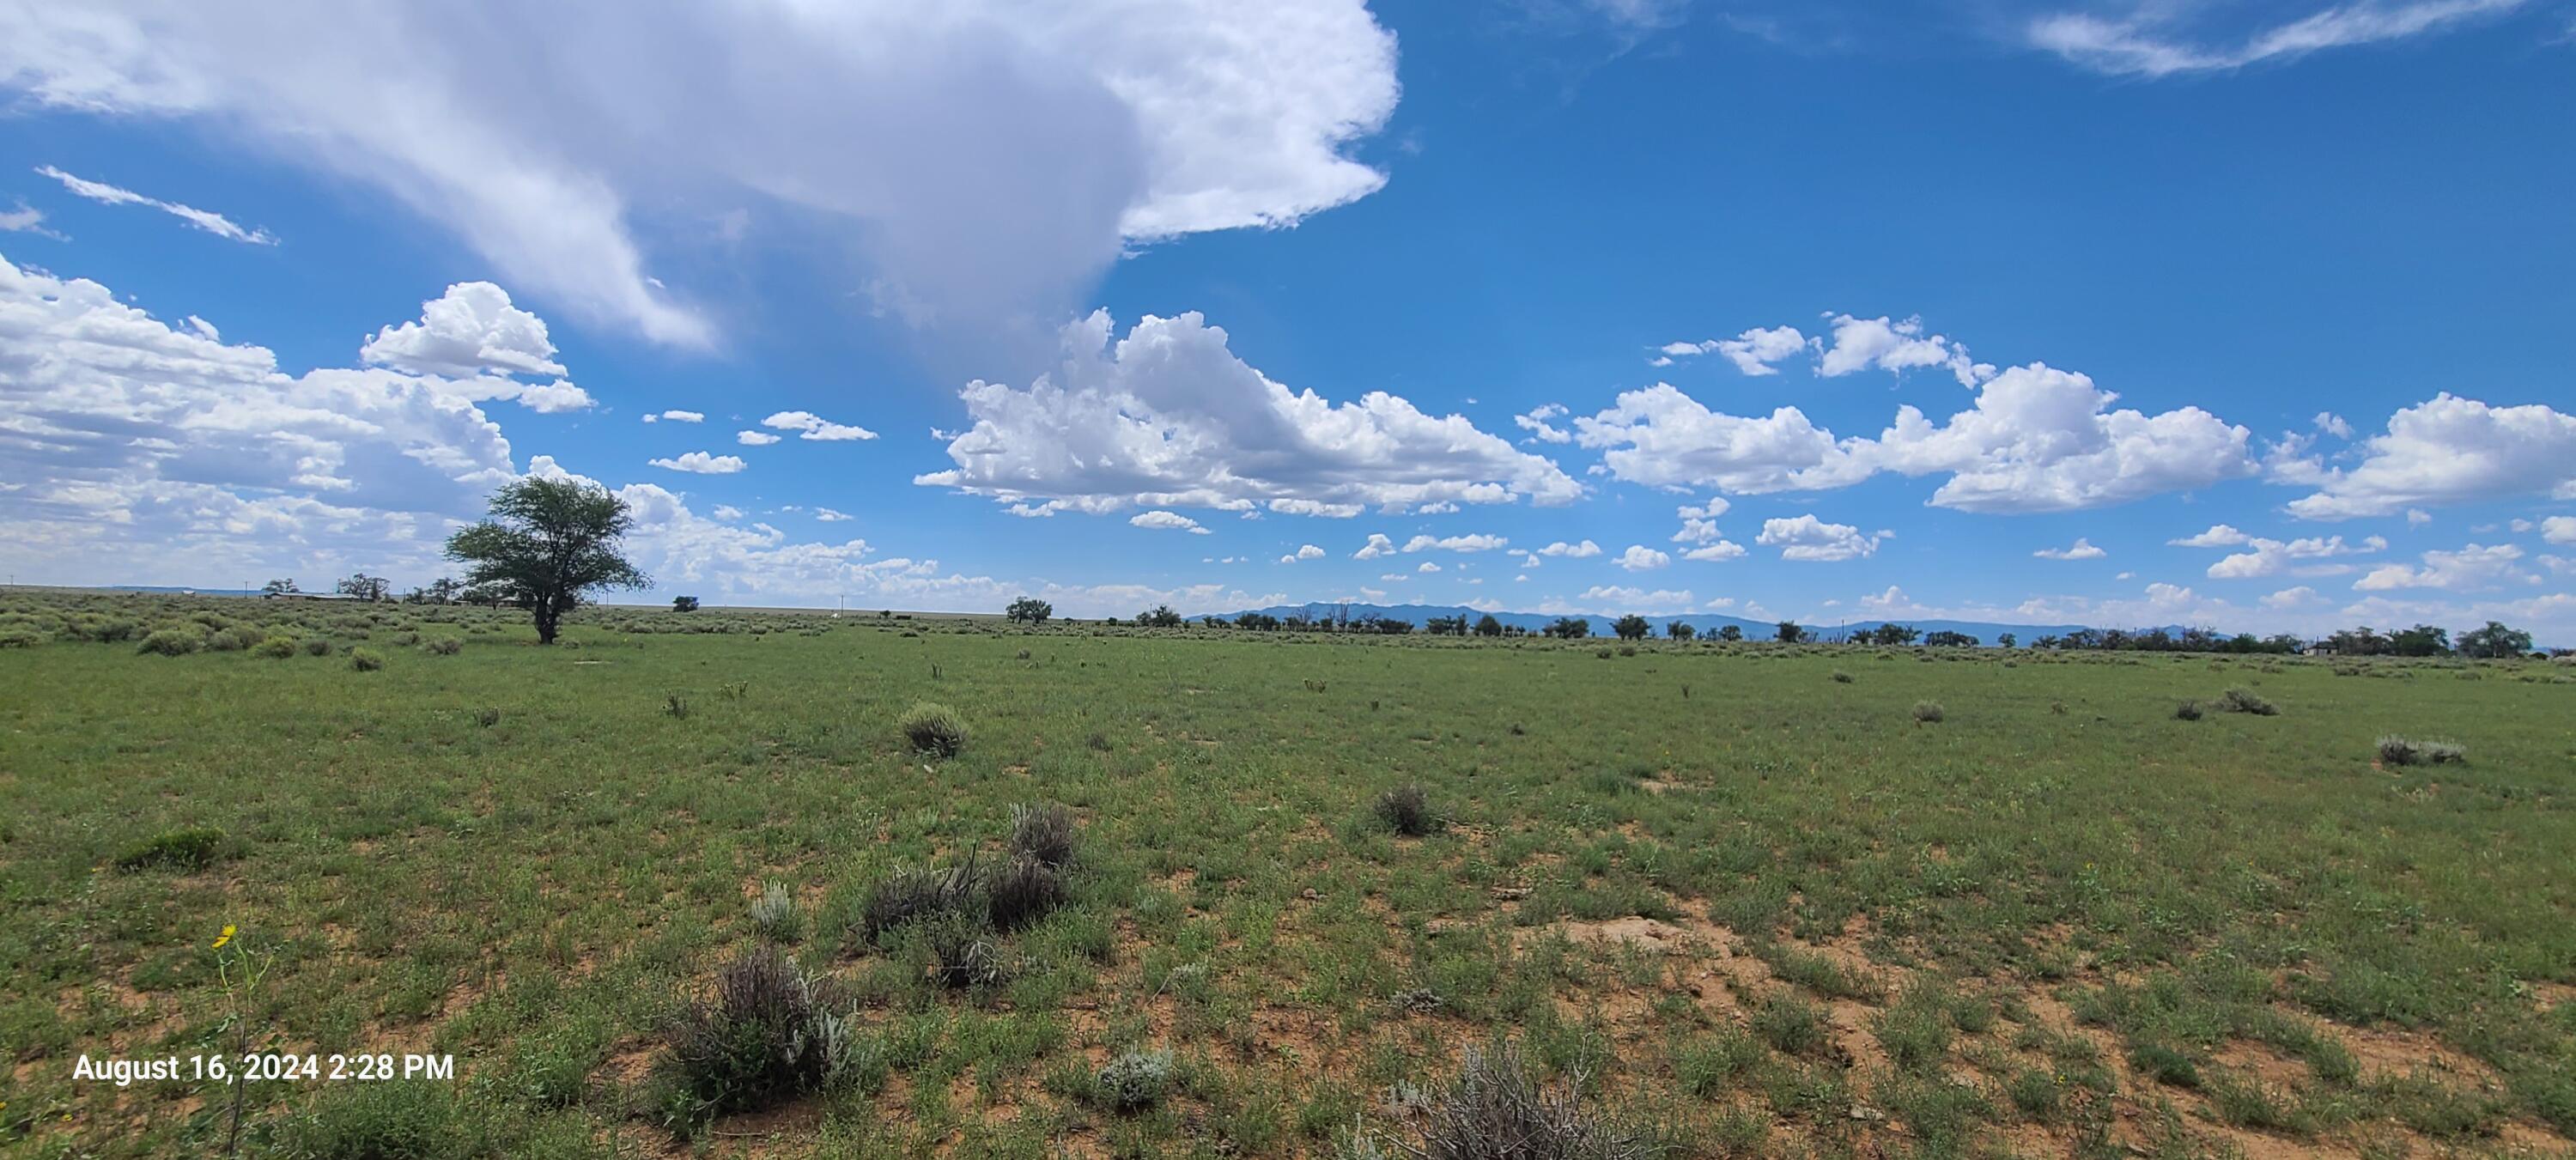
[301,637,332,656]
[1753,994,1826,1054]
[422,637,462,656]
[136,627,204,656]
[115,826,228,872]
[349,647,385,671]
[2174,700,2202,720]
[2126,1042,2201,1089]
[899,701,967,756]
[274,1080,475,1159]
[251,635,299,659]
[1911,700,1946,724]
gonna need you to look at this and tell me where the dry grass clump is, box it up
[2376,736,2466,766]
[860,858,981,945]
[1009,802,1078,868]
[1376,784,1441,836]
[1387,1042,1646,1159]
[660,946,847,1121]
[1911,700,1946,724]
[2216,688,2277,716]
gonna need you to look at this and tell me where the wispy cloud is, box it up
[0,200,66,240]
[34,166,276,244]
[2031,0,2526,77]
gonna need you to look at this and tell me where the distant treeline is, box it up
[1048,599,2547,659]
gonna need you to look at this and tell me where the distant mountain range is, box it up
[1199,601,2110,644]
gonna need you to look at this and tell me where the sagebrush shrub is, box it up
[301,637,332,656]
[136,628,204,656]
[1831,670,1853,683]
[2216,688,2277,716]
[2378,736,2466,766]
[1095,1049,1176,1113]
[423,637,462,656]
[899,701,967,756]
[252,635,299,659]
[1376,784,1439,836]
[1911,701,1946,724]
[348,647,386,671]
[1406,1042,1643,1159]
[2174,700,2202,721]
[662,946,841,1120]
[749,881,801,943]
[1008,803,1078,868]
[919,912,1005,988]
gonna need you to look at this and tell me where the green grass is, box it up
[1,590,2573,1157]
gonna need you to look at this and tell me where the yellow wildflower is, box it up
[212,924,236,950]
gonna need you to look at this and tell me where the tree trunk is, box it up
[533,604,559,644]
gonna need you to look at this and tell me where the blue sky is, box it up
[2,0,2572,638]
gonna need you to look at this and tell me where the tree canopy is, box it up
[1005,597,1054,624]
[443,477,649,644]
[2458,621,2533,659]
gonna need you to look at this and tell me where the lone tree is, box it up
[336,573,391,602]
[2458,620,2532,659]
[1775,620,1805,643]
[261,578,299,595]
[444,477,649,644]
[1473,613,1504,637]
[1612,614,1652,641]
[1716,624,1743,642]
[1667,621,1696,641]
[671,595,701,612]
[1005,597,1054,624]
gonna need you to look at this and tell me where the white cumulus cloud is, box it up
[0,3,1400,346]
[2354,543,2534,592]
[1756,514,1888,562]
[1128,509,1209,534]
[762,410,878,442]
[650,451,747,474]
[1577,343,2251,512]
[919,311,1580,518]
[1615,544,1670,571]
[2277,393,2576,519]
[2032,537,2107,561]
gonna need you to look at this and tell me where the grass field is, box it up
[3,592,2574,1158]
